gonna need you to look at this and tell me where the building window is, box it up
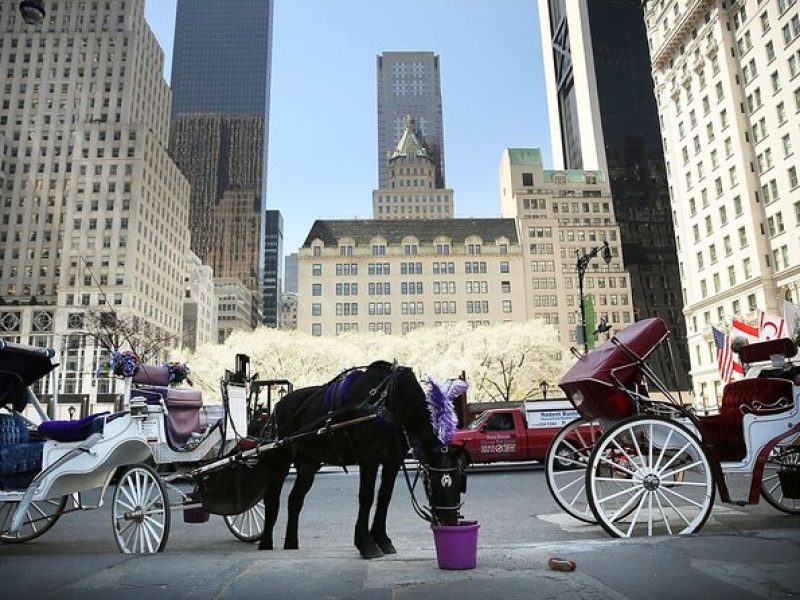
[501,281,511,293]
[312,245,322,257]
[339,245,353,256]
[502,300,512,314]
[312,263,322,276]
[312,323,321,336]
[522,172,534,186]
[372,245,386,255]
[312,303,321,316]
[404,244,418,255]
[312,284,322,296]
[499,261,510,274]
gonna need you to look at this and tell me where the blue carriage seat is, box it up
[0,413,44,490]
[37,412,110,442]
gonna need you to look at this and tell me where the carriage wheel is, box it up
[544,418,602,523]
[0,496,68,543]
[112,464,171,553]
[586,416,715,538]
[760,443,800,515]
[224,499,266,542]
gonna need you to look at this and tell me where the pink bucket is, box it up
[431,520,480,570]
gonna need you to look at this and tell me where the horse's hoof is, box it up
[257,542,273,551]
[359,546,384,560]
[356,538,385,559]
[377,541,397,555]
[284,541,299,550]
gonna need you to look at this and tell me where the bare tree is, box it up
[84,310,177,364]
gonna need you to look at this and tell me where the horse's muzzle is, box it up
[425,446,467,525]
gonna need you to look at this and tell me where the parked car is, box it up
[451,400,580,467]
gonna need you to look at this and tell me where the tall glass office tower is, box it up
[538,0,690,389]
[169,0,274,325]
[377,52,446,189]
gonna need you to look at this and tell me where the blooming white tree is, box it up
[183,320,565,402]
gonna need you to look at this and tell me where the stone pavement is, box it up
[2,528,799,599]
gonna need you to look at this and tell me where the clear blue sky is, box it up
[144,1,553,254]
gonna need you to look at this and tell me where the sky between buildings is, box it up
[144,0,552,253]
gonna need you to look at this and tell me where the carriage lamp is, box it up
[576,240,613,354]
[19,0,46,25]
[539,380,549,401]
[68,405,75,420]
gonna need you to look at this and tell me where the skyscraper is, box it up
[642,0,800,409]
[377,52,445,189]
[263,210,283,327]
[169,0,274,325]
[0,0,190,408]
[538,0,690,389]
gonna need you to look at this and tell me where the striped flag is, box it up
[731,319,759,343]
[712,326,741,383]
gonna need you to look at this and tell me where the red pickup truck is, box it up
[451,400,579,466]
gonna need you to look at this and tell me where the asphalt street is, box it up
[2,466,799,599]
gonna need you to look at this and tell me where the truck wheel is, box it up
[553,443,575,471]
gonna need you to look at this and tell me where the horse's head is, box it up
[387,367,468,525]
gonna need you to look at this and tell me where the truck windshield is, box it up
[466,414,484,430]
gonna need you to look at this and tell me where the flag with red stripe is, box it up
[731,319,758,342]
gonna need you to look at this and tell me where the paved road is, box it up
[2,467,799,598]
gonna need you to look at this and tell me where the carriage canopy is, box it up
[558,318,668,420]
[0,341,59,411]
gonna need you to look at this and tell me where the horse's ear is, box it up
[369,360,393,370]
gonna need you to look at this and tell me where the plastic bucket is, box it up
[183,492,210,523]
[431,520,480,570]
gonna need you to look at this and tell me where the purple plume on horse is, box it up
[424,377,468,445]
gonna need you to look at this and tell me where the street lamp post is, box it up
[539,380,549,401]
[576,240,612,354]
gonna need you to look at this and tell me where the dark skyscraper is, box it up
[171,0,273,118]
[376,52,446,189]
[263,210,283,327]
[169,0,274,325]
[539,0,690,389]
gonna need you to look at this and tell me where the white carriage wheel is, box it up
[760,443,800,515]
[586,416,715,538]
[0,496,68,543]
[112,464,171,553]
[224,499,266,543]
[544,418,602,523]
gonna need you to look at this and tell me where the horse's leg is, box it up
[354,460,383,559]
[284,459,320,550]
[370,459,400,555]
[258,453,291,551]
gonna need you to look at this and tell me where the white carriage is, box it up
[0,341,267,552]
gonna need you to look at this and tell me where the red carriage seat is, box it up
[699,378,794,462]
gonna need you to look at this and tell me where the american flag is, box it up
[712,326,740,383]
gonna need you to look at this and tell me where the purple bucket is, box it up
[183,492,209,524]
[431,520,480,570]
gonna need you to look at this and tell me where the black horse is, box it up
[257,361,465,559]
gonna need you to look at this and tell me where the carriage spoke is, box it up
[120,483,137,509]
[567,481,588,508]
[610,439,638,472]
[655,488,692,527]
[653,429,674,472]
[660,460,704,480]
[597,482,641,506]
[630,425,646,468]
[609,488,645,523]
[624,491,648,537]
[555,474,585,493]
[598,454,637,478]
[657,442,692,476]
[658,484,706,508]
[554,455,587,468]
[654,490,672,535]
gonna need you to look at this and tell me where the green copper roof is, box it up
[507,148,542,165]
